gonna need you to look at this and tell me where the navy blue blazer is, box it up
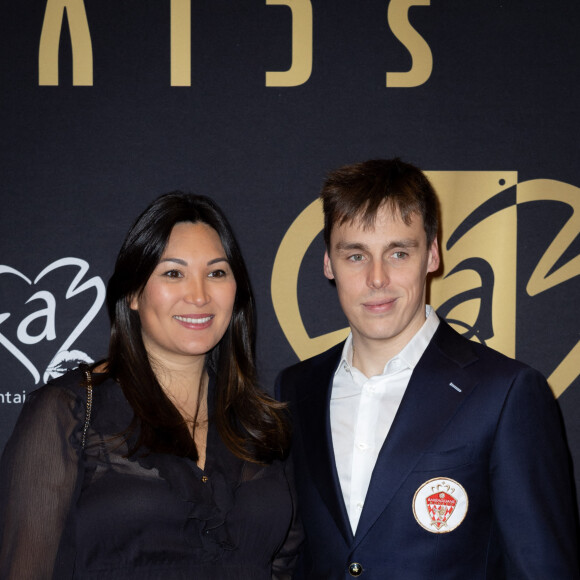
[276,321,580,579]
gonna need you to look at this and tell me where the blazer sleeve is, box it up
[489,366,580,577]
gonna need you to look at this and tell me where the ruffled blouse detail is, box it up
[136,451,236,559]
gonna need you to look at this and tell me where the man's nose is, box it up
[368,260,389,289]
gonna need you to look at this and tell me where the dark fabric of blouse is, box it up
[0,369,302,579]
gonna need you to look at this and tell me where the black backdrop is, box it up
[2,1,580,520]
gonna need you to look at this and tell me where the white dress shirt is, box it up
[330,306,440,533]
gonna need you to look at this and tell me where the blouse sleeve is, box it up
[0,383,85,580]
[271,455,304,580]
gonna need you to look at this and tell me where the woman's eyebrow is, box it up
[157,256,228,266]
[158,257,187,265]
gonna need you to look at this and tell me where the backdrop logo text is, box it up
[38,0,432,87]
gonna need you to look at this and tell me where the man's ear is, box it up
[427,238,440,273]
[323,251,335,280]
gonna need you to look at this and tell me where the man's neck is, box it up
[351,337,404,378]
[350,314,429,378]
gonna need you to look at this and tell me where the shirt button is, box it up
[349,562,363,576]
[356,502,363,511]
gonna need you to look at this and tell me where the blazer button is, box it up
[348,562,363,576]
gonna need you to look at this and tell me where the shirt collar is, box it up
[336,305,440,377]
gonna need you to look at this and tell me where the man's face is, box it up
[324,204,439,358]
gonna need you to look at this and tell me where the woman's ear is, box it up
[128,293,139,311]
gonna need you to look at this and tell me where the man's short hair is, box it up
[320,158,439,248]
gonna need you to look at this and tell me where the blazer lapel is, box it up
[296,344,354,545]
[354,321,479,543]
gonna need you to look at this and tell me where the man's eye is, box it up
[393,251,408,260]
[349,254,364,262]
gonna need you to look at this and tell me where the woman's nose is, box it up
[184,278,210,306]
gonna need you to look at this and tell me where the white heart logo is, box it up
[0,258,106,383]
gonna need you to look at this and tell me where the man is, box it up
[276,159,579,579]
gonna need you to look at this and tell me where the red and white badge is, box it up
[412,478,468,533]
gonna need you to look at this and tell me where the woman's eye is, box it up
[208,269,227,278]
[163,269,183,278]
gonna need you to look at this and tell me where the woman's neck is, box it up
[153,356,210,469]
[151,356,207,419]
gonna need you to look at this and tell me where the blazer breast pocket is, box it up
[413,445,474,472]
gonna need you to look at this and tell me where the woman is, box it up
[0,193,301,579]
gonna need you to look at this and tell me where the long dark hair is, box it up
[105,192,289,463]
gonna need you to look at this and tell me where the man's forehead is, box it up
[332,206,425,240]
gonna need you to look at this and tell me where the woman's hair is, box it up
[105,192,289,463]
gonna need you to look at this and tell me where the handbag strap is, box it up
[81,368,93,449]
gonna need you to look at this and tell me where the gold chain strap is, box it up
[81,368,93,449]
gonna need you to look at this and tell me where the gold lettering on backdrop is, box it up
[39,0,93,86]
[386,0,432,88]
[428,172,518,359]
[271,172,578,398]
[266,0,313,87]
[519,180,580,296]
[171,0,191,86]
[517,179,580,397]
[32,2,439,89]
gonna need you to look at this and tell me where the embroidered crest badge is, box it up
[412,478,468,533]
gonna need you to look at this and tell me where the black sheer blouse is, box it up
[0,369,302,579]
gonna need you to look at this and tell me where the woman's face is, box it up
[130,221,237,367]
